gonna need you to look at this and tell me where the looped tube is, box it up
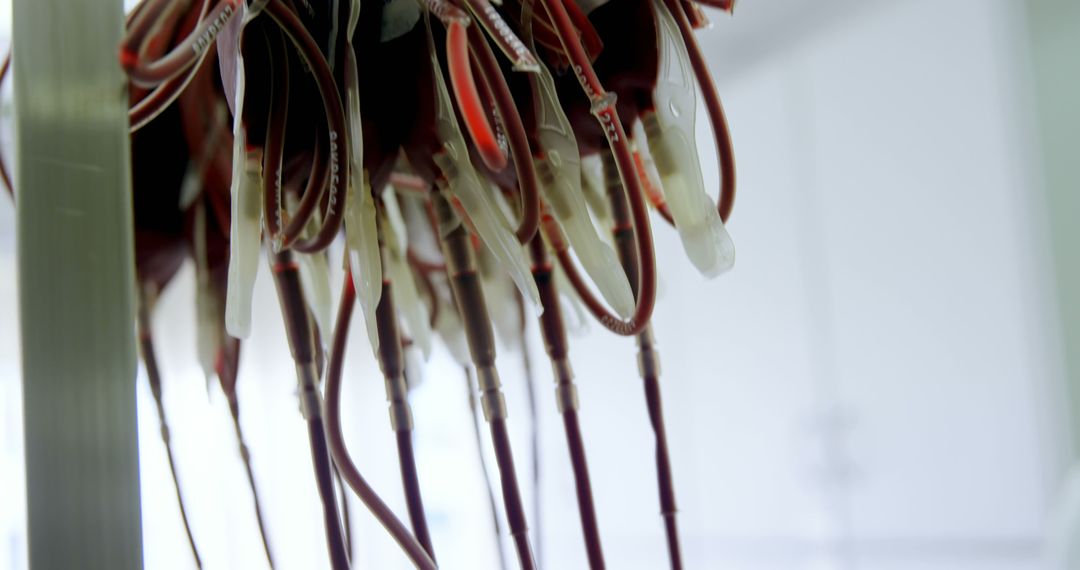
[421,0,508,172]
[643,0,734,277]
[465,24,541,244]
[265,0,350,253]
[121,0,241,87]
[534,0,659,336]
[326,276,438,570]
[659,0,737,222]
[447,20,508,172]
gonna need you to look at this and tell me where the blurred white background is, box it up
[2,0,1079,568]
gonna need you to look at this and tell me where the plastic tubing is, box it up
[137,298,203,569]
[527,236,606,568]
[434,193,536,570]
[461,366,510,570]
[128,49,212,132]
[280,132,331,250]
[421,0,508,171]
[460,0,540,72]
[325,275,439,570]
[557,0,604,60]
[373,263,436,559]
[265,0,349,252]
[465,25,540,243]
[127,0,216,132]
[262,26,289,240]
[121,0,172,59]
[269,251,351,570]
[536,0,657,336]
[218,353,277,569]
[447,20,508,172]
[634,150,675,225]
[601,152,683,570]
[659,0,737,222]
[121,0,241,87]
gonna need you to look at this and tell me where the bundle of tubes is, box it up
[7,0,738,566]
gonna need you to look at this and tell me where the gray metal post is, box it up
[1024,1,1080,464]
[15,0,143,567]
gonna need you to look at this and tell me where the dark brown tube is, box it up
[375,274,436,560]
[262,26,289,240]
[324,276,438,570]
[137,299,204,569]
[395,432,433,558]
[492,418,535,570]
[463,366,511,570]
[334,467,353,559]
[269,250,350,570]
[435,193,536,570]
[225,395,277,569]
[281,132,331,247]
[603,154,682,570]
[265,0,348,252]
[528,235,606,569]
[640,331,680,570]
[305,402,353,570]
[514,294,543,568]
[216,333,276,568]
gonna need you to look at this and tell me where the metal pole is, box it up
[15,0,143,567]
[1023,0,1080,465]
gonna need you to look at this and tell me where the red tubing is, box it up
[447,21,508,172]
[634,151,675,226]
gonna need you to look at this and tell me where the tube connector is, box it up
[297,365,323,420]
[636,327,662,378]
[388,399,414,432]
[476,366,508,421]
[481,392,508,422]
[554,382,579,414]
[637,347,662,380]
[551,358,574,386]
